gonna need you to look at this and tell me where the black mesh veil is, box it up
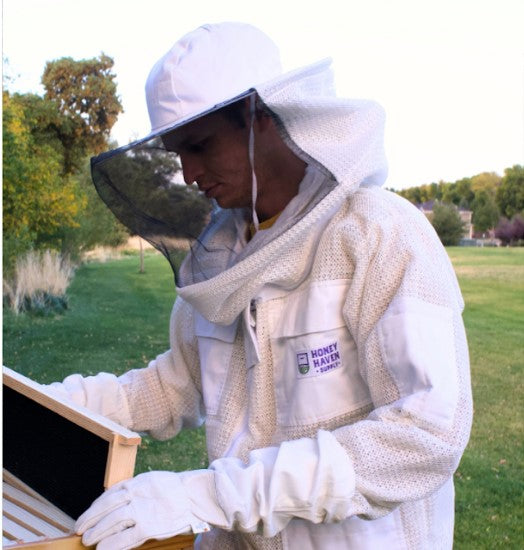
[90,89,338,289]
[91,135,215,286]
[90,91,263,287]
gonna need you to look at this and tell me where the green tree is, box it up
[57,160,129,259]
[395,173,502,212]
[434,181,447,201]
[470,172,501,198]
[471,191,500,234]
[424,183,437,200]
[455,178,475,208]
[3,54,124,269]
[41,54,123,173]
[496,165,524,219]
[440,178,474,208]
[398,186,422,204]
[430,202,465,246]
[2,91,84,269]
[441,182,460,206]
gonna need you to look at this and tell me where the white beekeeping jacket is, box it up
[86,23,471,550]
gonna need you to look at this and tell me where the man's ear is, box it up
[256,116,272,133]
[242,95,272,131]
[254,107,273,132]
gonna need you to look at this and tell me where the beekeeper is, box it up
[51,22,473,550]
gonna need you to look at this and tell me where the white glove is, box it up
[76,430,354,548]
[47,372,133,428]
[75,471,210,550]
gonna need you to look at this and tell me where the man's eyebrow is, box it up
[162,135,184,153]
[171,133,201,152]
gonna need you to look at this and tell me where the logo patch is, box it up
[296,341,342,378]
[296,352,310,374]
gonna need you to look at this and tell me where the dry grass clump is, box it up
[82,246,122,263]
[3,250,75,315]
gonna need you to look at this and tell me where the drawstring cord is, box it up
[248,94,260,232]
[245,94,261,367]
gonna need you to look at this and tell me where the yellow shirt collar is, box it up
[248,211,282,239]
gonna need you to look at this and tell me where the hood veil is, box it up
[90,24,387,317]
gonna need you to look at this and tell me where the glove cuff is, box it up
[178,469,228,531]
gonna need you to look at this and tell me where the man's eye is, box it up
[187,139,208,153]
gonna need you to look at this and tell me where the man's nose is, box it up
[179,152,204,185]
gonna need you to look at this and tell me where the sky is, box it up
[2,0,523,190]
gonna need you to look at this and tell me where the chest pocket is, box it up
[194,312,238,416]
[270,280,372,427]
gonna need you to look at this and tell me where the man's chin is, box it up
[214,197,248,210]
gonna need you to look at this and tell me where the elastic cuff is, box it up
[178,469,228,531]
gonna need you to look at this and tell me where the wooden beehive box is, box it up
[3,366,194,549]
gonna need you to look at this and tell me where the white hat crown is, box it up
[145,22,283,132]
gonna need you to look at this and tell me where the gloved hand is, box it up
[76,431,354,548]
[47,372,133,428]
[75,471,211,550]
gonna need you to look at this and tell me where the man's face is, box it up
[162,111,253,210]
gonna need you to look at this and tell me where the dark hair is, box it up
[219,95,275,130]
[219,98,248,128]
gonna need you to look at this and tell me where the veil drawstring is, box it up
[248,94,260,232]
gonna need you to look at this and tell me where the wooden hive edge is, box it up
[3,367,141,447]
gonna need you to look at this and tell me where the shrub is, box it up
[495,214,524,246]
[431,202,466,246]
[3,250,75,315]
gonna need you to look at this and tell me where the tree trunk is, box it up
[139,238,145,274]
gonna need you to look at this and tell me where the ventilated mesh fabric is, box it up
[174,60,388,323]
[119,298,204,440]
[122,186,471,549]
[257,60,387,190]
[90,136,217,285]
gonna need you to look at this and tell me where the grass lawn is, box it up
[3,247,523,547]
[446,247,523,549]
[2,252,208,474]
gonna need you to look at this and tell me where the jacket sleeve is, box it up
[118,297,204,439]
[49,297,204,439]
[329,193,473,519]
[176,429,355,537]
